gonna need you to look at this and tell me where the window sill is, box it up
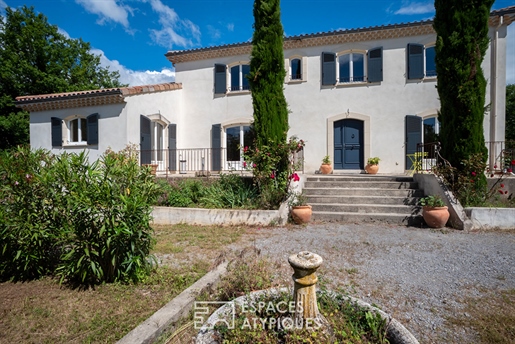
[286,79,306,85]
[227,90,251,96]
[63,142,90,148]
[335,81,370,88]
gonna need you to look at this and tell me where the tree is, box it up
[247,0,290,208]
[506,84,515,142]
[248,0,289,147]
[433,0,493,196]
[0,6,124,150]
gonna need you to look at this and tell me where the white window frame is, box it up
[285,55,308,83]
[223,121,252,170]
[337,50,367,84]
[65,115,88,146]
[228,62,251,93]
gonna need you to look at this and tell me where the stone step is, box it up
[311,203,421,215]
[307,195,420,205]
[311,211,423,226]
[307,175,414,182]
[304,181,419,189]
[304,188,424,197]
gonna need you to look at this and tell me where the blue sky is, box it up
[1,0,514,86]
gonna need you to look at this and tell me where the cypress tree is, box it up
[434,0,493,169]
[249,0,288,147]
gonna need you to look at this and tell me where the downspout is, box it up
[489,15,503,170]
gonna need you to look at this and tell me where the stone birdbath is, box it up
[196,251,419,344]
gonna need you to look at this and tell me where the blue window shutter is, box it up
[405,115,422,170]
[367,47,383,82]
[51,117,62,147]
[407,44,424,79]
[168,124,177,171]
[211,124,222,171]
[214,64,226,94]
[322,52,336,85]
[86,113,99,145]
[140,115,151,165]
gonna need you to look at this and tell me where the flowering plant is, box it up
[242,136,305,209]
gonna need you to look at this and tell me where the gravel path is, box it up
[230,224,515,344]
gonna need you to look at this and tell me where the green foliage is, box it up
[322,155,331,164]
[249,0,289,147]
[435,153,489,206]
[367,157,380,165]
[0,6,124,149]
[419,195,446,207]
[156,174,258,209]
[242,136,305,209]
[433,0,492,184]
[507,84,515,141]
[0,146,158,285]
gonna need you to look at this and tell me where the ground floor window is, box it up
[423,117,440,144]
[226,125,253,170]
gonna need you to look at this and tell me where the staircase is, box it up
[304,174,424,225]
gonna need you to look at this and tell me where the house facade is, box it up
[16,6,514,174]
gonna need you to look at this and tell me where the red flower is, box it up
[494,164,498,168]
[491,174,494,177]
[270,172,275,179]
[508,168,513,173]
[500,184,504,188]
[243,146,248,153]
[511,160,515,165]
[499,190,504,195]
[252,163,257,168]
[471,171,476,177]
[505,191,508,195]
[243,161,247,168]
[289,173,300,182]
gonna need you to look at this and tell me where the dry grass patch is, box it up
[448,289,515,343]
[0,223,253,344]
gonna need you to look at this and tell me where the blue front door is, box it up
[334,119,364,170]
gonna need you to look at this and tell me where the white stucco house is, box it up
[16,6,514,175]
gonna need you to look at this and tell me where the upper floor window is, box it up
[339,53,365,83]
[322,47,382,86]
[230,64,250,92]
[407,43,437,80]
[285,56,308,83]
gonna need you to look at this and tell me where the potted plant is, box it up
[419,195,450,228]
[320,155,332,174]
[289,191,312,224]
[365,157,380,174]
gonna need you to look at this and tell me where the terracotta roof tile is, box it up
[15,82,182,112]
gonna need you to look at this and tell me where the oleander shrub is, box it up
[0,146,159,285]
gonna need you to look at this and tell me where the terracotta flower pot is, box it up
[291,205,312,224]
[365,164,379,174]
[320,163,332,174]
[422,206,450,228]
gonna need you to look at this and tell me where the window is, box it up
[226,125,253,170]
[230,64,250,91]
[322,47,382,86]
[286,56,308,83]
[68,118,87,144]
[339,53,364,83]
[51,113,98,147]
[291,58,302,80]
[407,44,437,79]
[423,117,440,144]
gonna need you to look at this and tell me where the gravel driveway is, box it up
[231,224,515,343]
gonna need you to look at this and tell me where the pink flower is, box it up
[252,163,256,168]
[243,161,247,168]
[471,171,476,177]
[270,172,275,179]
[289,173,300,182]
[243,146,248,152]
[14,181,19,186]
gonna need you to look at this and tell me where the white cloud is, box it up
[92,48,175,86]
[507,24,515,85]
[146,0,201,49]
[0,0,7,10]
[394,1,434,15]
[75,0,132,29]
[227,23,234,32]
